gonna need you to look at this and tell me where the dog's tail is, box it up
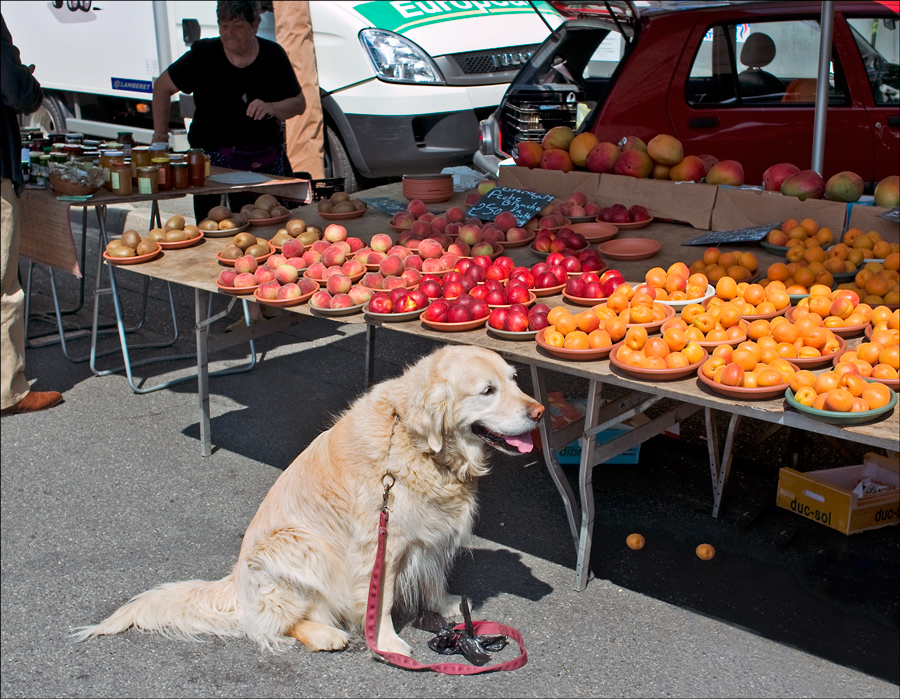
[71,574,241,642]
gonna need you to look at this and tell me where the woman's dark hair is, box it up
[217,1,261,24]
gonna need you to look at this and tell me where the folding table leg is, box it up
[197,289,212,457]
[365,324,376,387]
[574,379,604,591]
[705,408,742,518]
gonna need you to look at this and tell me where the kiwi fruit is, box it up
[136,239,158,255]
[233,232,258,250]
[183,225,201,239]
[217,219,238,230]
[240,204,258,217]
[246,208,270,220]
[306,225,322,237]
[165,215,185,231]
[230,213,248,227]
[207,205,232,222]
[269,205,289,218]
[219,245,243,260]
[271,231,293,247]
[164,230,190,242]
[245,242,270,258]
[106,239,125,252]
[317,200,334,213]
[351,199,366,211]
[147,227,167,242]
[285,218,305,236]
[255,194,279,212]
[297,231,319,247]
[121,229,142,250]
[330,191,350,204]
[108,246,136,258]
[198,219,219,231]
[332,202,356,213]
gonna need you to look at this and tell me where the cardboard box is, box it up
[556,412,650,465]
[597,174,718,230]
[497,165,600,201]
[776,452,899,534]
[846,203,899,242]
[711,186,847,234]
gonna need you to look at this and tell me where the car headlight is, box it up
[359,29,445,85]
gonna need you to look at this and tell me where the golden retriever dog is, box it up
[74,346,543,656]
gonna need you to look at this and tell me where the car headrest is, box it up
[741,33,776,69]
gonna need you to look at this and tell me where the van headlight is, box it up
[359,29,445,85]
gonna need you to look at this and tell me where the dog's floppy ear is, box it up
[402,378,449,453]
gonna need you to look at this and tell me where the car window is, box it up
[687,20,850,107]
[847,17,900,105]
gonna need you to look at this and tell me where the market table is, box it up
[19,168,310,384]
[97,180,899,591]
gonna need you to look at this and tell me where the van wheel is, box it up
[324,125,359,193]
[20,95,68,136]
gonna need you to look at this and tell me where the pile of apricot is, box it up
[615,325,705,370]
[642,263,710,302]
[542,305,627,350]
[676,302,747,344]
[791,286,873,329]
[687,247,758,284]
[762,260,835,293]
[789,368,894,413]
[835,260,900,306]
[766,218,833,249]
[844,228,899,259]
[709,279,791,317]
[596,285,671,326]
[700,340,797,389]
[738,315,842,360]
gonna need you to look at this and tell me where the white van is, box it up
[5,0,560,190]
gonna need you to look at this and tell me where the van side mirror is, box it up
[183,19,200,46]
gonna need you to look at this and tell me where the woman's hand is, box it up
[246,99,276,121]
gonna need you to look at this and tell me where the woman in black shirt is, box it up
[151,1,305,220]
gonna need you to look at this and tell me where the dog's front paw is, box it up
[430,593,463,620]
[377,632,413,657]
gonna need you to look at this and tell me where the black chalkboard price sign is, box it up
[877,207,899,222]
[465,186,555,226]
[682,222,781,246]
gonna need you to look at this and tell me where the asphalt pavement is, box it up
[1,197,898,698]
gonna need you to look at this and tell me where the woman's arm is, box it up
[245,91,306,122]
[151,70,180,143]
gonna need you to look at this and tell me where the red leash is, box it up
[364,475,527,674]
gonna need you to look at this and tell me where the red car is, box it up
[475,1,899,187]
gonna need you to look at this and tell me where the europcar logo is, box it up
[353,1,559,34]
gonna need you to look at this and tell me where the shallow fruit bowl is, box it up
[364,304,426,323]
[609,344,707,381]
[568,221,619,242]
[252,287,315,307]
[248,212,291,227]
[789,335,847,369]
[420,313,488,332]
[487,325,540,341]
[785,386,897,425]
[309,300,367,317]
[658,285,715,310]
[759,241,790,256]
[832,348,900,390]
[531,281,567,298]
[103,245,161,265]
[535,329,619,361]
[202,221,250,237]
[500,232,536,249]
[319,205,368,221]
[562,291,609,307]
[696,362,799,400]
[158,232,205,250]
[597,238,661,261]
[738,305,790,321]
[785,306,867,338]
[215,279,258,295]
[217,243,274,267]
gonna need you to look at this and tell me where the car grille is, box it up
[449,44,540,75]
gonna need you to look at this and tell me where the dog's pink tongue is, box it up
[507,432,534,453]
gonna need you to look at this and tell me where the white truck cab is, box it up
[5,0,561,191]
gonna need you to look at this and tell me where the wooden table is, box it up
[99,181,900,590]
